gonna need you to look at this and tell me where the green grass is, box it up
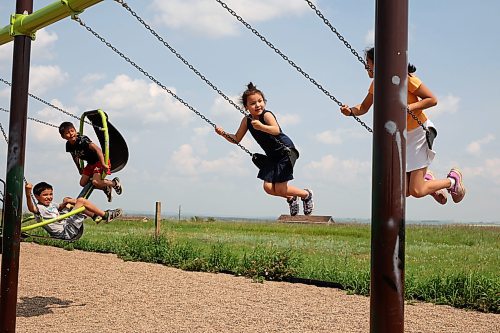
[23,218,500,313]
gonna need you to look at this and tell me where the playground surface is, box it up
[6,242,499,332]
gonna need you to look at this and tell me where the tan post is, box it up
[155,201,161,238]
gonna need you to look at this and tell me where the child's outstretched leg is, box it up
[74,197,123,224]
[91,174,123,202]
[408,167,465,204]
[424,171,448,205]
[264,182,314,215]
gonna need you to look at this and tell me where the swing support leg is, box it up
[1,1,33,330]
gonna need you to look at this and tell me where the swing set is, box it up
[0,107,128,242]
[1,1,411,331]
[2,0,366,245]
[74,0,376,168]
[0,0,405,242]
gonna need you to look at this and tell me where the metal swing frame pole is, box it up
[0,0,33,331]
[370,0,408,332]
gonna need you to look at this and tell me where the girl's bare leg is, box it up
[263,182,309,199]
[408,167,451,198]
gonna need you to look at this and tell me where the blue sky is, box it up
[0,0,498,223]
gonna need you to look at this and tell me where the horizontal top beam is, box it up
[0,0,103,45]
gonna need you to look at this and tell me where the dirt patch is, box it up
[2,243,498,332]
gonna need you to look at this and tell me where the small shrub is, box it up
[206,242,237,273]
[239,245,301,282]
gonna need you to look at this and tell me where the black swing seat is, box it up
[20,224,84,242]
[77,110,128,199]
[83,109,129,173]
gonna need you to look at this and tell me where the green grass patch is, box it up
[23,219,499,313]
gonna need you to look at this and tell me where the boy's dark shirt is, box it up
[65,134,99,164]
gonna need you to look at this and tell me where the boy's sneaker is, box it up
[104,186,113,202]
[112,177,123,195]
[302,189,314,216]
[424,171,447,205]
[287,196,299,216]
[105,208,123,223]
[93,215,103,224]
[447,168,466,203]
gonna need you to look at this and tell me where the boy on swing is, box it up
[25,182,123,241]
[59,122,123,202]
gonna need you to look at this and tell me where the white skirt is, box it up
[406,120,436,172]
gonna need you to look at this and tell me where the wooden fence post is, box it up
[155,201,161,238]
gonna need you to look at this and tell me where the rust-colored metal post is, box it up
[371,0,408,332]
[0,1,33,331]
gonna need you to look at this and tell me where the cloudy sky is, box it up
[0,0,498,223]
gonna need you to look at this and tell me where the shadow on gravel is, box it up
[17,296,85,317]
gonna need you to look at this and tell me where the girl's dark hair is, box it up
[33,182,53,196]
[365,47,416,73]
[58,121,75,135]
[241,82,266,107]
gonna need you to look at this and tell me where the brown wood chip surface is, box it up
[3,243,498,332]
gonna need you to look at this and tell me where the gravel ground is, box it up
[2,242,498,332]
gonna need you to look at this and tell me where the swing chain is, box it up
[114,0,248,118]
[304,0,370,72]
[73,15,254,157]
[0,121,40,207]
[214,0,372,133]
[406,106,430,134]
[0,77,100,130]
[305,1,431,135]
[114,1,292,153]
[0,107,58,128]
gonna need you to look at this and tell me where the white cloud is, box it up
[79,74,194,126]
[171,144,201,176]
[27,100,80,145]
[0,86,9,99]
[151,0,313,37]
[303,155,370,183]
[463,158,500,185]
[432,94,460,117]
[466,134,495,155]
[170,143,247,177]
[315,130,342,145]
[32,28,58,59]
[193,126,212,137]
[0,44,13,65]
[81,73,106,84]
[276,113,300,127]
[210,95,243,122]
[0,29,58,65]
[29,65,68,95]
[365,29,374,45]
[315,128,365,145]
[485,159,500,182]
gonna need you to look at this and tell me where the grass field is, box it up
[21,217,500,313]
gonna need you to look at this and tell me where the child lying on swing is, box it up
[25,182,123,241]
